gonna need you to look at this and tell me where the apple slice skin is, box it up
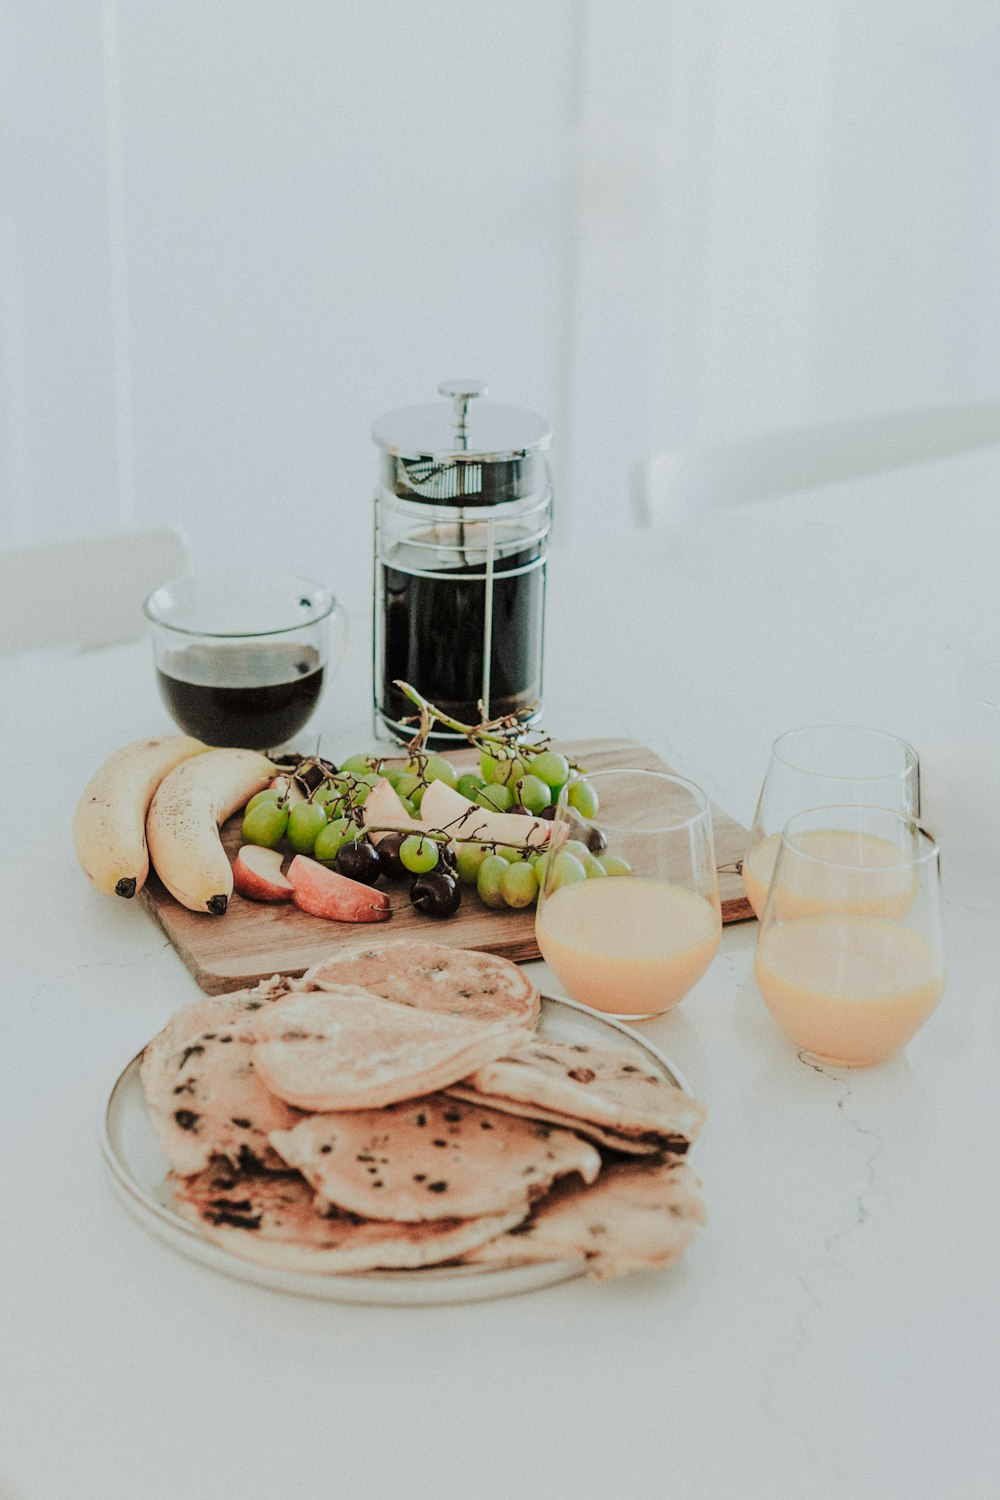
[232,846,294,903]
[288,856,391,924]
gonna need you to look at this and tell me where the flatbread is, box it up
[462,1157,706,1280]
[460,1039,707,1144]
[299,940,540,1029]
[245,987,527,1111]
[140,975,299,1175]
[268,1094,602,1222]
[173,1163,528,1274]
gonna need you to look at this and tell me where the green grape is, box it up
[409,782,426,811]
[480,750,526,786]
[581,852,608,878]
[417,755,457,788]
[550,851,588,889]
[381,766,404,789]
[496,843,524,864]
[399,834,440,875]
[476,853,509,910]
[501,860,538,909]
[347,772,379,808]
[479,751,501,783]
[287,801,329,855]
[476,783,514,813]
[394,772,423,802]
[562,838,592,864]
[454,842,488,885]
[313,817,357,866]
[598,853,632,877]
[567,777,599,819]
[245,788,281,814]
[399,796,419,818]
[549,782,567,805]
[513,773,550,815]
[456,772,486,802]
[533,850,550,889]
[241,801,288,849]
[312,780,344,810]
[339,753,376,774]
[529,750,570,789]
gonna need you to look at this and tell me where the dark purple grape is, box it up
[376,831,407,880]
[410,871,461,918]
[275,754,338,792]
[540,804,557,821]
[585,824,608,855]
[334,839,382,885]
[437,841,457,874]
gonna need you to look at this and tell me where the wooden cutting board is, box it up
[140,737,753,994]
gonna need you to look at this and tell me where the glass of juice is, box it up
[742,726,920,919]
[754,805,945,1066]
[145,573,348,750]
[535,769,722,1020]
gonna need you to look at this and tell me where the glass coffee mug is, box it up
[743,726,920,919]
[145,573,347,751]
[754,805,945,1066]
[535,769,721,1020]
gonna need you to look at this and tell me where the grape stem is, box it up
[393,680,553,760]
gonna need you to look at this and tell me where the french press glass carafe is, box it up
[372,380,552,743]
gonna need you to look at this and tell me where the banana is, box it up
[146,749,276,914]
[73,735,208,898]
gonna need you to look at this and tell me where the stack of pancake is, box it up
[140,941,706,1282]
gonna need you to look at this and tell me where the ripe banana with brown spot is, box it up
[146,749,276,914]
[73,735,208,898]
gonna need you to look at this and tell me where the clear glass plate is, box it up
[99,994,691,1306]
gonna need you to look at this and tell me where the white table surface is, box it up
[2,450,999,1500]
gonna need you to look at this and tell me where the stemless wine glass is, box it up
[742,726,920,919]
[535,769,721,1020]
[144,573,348,750]
[754,805,945,1066]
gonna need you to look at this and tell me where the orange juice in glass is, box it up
[754,805,945,1066]
[743,726,920,919]
[535,770,721,1020]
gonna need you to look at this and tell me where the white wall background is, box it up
[1,0,999,577]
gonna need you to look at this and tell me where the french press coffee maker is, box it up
[372,380,552,743]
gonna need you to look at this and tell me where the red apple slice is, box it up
[287,855,391,923]
[232,845,294,903]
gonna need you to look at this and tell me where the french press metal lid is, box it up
[372,379,552,507]
[372,380,553,743]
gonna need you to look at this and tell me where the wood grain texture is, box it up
[140,738,752,994]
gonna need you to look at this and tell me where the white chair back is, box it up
[0,525,189,653]
[633,398,1000,525]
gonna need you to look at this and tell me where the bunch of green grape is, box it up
[239,765,465,916]
[453,836,631,912]
[241,744,610,918]
[240,777,382,885]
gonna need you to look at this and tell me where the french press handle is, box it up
[438,379,488,442]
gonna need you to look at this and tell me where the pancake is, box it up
[461,1156,706,1280]
[140,975,299,1175]
[443,1085,664,1156]
[269,1093,601,1222]
[299,940,540,1029]
[173,1162,528,1274]
[458,1039,707,1145]
[245,986,526,1112]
